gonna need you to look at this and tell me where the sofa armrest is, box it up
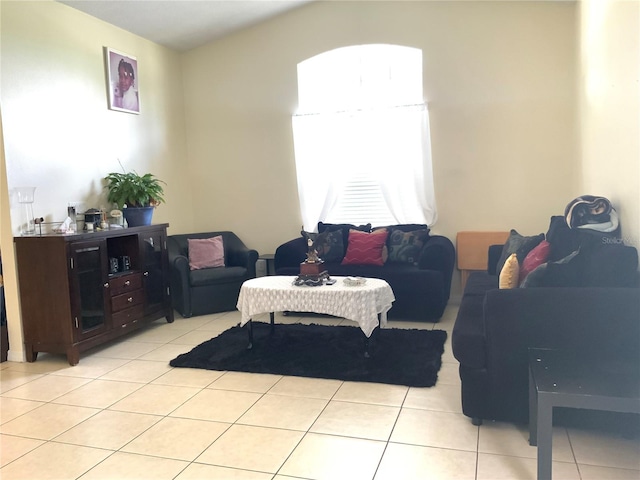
[226,243,258,275]
[418,235,455,299]
[168,251,191,316]
[169,253,190,283]
[275,237,307,272]
[229,247,259,276]
[220,233,258,275]
[487,244,503,275]
[482,287,640,405]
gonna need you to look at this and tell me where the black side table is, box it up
[259,254,275,276]
[528,348,640,480]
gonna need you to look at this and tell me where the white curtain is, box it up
[292,103,437,231]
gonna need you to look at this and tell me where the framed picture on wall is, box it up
[105,47,140,114]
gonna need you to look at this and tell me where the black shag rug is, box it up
[169,322,448,387]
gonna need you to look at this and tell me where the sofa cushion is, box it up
[374,223,430,234]
[312,230,345,263]
[582,244,639,287]
[188,236,225,270]
[463,271,499,296]
[341,229,388,266]
[499,253,519,289]
[546,216,582,262]
[519,240,550,285]
[189,266,248,286]
[387,228,430,264]
[496,230,544,274]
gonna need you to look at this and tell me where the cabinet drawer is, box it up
[110,273,142,296]
[111,289,144,312]
[112,304,144,328]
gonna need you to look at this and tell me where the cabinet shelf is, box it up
[108,270,140,279]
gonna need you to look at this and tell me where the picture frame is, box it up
[105,47,140,114]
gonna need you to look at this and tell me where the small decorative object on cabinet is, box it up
[14,224,174,365]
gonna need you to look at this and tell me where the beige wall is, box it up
[182,0,579,256]
[1,0,191,360]
[579,0,640,249]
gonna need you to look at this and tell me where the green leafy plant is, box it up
[104,171,165,209]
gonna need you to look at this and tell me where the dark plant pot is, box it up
[123,207,154,227]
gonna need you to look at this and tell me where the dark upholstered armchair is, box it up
[167,231,258,318]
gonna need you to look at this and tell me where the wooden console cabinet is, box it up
[14,224,174,365]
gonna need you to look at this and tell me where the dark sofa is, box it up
[168,231,258,317]
[274,222,455,321]
[452,221,640,426]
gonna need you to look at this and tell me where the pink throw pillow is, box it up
[188,236,225,270]
[341,229,389,266]
[519,240,550,285]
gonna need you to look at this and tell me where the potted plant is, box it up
[104,170,165,227]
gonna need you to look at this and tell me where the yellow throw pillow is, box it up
[499,253,519,289]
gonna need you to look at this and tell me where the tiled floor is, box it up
[1,305,639,479]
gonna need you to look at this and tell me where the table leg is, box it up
[270,312,275,333]
[536,393,553,480]
[364,336,370,358]
[529,368,538,446]
[246,320,253,350]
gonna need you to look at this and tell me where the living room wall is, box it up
[181,0,579,255]
[0,0,191,361]
[1,1,192,234]
[579,0,640,251]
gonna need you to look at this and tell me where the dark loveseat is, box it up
[168,231,258,317]
[274,222,455,321]
[452,218,640,426]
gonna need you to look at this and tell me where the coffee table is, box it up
[236,275,395,356]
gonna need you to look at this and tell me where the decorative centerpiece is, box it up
[294,234,330,286]
[104,168,165,227]
[300,238,326,275]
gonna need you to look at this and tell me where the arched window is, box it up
[292,44,437,231]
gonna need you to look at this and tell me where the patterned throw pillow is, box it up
[387,228,430,264]
[313,230,345,263]
[341,229,389,266]
[499,253,519,289]
[188,236,225,270]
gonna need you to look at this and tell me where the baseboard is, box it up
[7,350,25,363]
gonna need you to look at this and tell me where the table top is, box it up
[529,348,640,399]
[236,276,395,337]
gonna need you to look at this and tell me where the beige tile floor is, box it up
[1,305,639,480]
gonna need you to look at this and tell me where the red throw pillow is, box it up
[519,240,550,285]
[341,229,389,266]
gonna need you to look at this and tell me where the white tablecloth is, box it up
[236,276,395,337]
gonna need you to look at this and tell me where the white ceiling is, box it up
[57,0,314,52]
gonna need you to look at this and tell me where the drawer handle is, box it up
[125,280,130,286]
[127,297,133,303]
